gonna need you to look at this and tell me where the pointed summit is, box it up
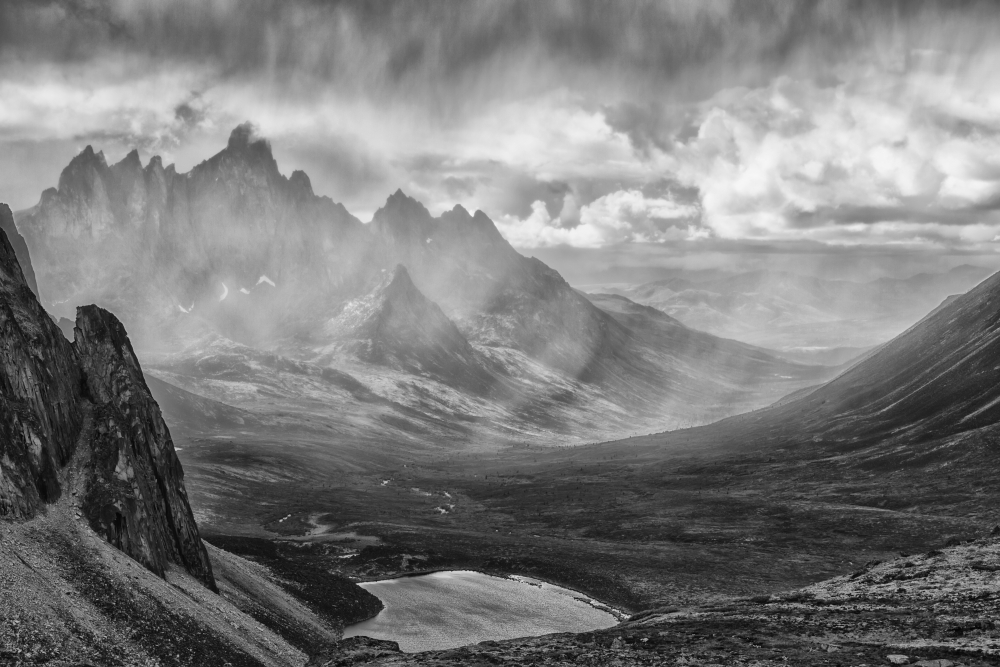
[56,145,110,194]
[382,188,429,215]
[386,262,414,287]
[371,189,434,244]
[326,263,493,393]
[118,148,141,168]
[227,122,270,153]
[289,169,313,196]
[68,145,108,170]
[367,264,426,311]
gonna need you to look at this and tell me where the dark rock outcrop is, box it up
[0,203,37,297]
[0,219,216,590]
[0,222,83,517]
[75,305,216,589]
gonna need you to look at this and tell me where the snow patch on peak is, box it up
[256,275,276,287]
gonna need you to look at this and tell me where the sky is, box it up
[3,0,1000,282]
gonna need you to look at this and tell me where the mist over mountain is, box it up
[13,125,837,440]
[16,124,371,345]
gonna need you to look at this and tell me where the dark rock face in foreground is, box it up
[0,202,37,297]
[76,305,215,589]
[0,221,215,590]
[0,222,83,517]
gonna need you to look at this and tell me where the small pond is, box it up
[343,570,620,653]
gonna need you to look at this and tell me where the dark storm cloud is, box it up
[4,1,995,101]
[601,102,675,155]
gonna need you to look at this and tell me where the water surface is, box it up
[343,570,619,652]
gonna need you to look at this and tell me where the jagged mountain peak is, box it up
[227,121,270,151]
[190,123,281,181]
[57,145,109,192]
[76,144,105,164]
[116,148,142,169]
[378,188,432,219]
[289,169,313,196]
[445,205,508,247]
[371,190,435,247]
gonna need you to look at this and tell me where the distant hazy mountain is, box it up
[318,264,496,394]
[14,126,840,438]
[584,266,991,358]
[16,124,371,345]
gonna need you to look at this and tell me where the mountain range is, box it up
[12,124,838,439]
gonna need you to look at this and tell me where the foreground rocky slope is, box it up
[0,220,213,587]
[0,220,370,665]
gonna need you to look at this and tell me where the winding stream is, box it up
[343,570,620,653]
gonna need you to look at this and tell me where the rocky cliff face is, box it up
[0,222,83,517]
[0,221,215,590]
[75,304,215,589]
[0,203,37,297]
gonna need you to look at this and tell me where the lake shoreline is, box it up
[349,566,632,622]
[343,569,623,653]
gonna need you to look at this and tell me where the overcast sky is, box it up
[2,0,1000,281]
